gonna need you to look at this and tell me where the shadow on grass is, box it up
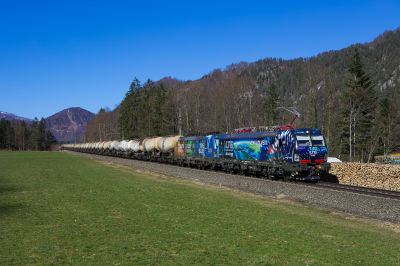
[0,203,24,217]
[0,184,21,194]
[0,183,24,217]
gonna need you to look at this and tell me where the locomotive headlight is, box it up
[294,154,299,162]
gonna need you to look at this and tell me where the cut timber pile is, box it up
[329,163,400,191]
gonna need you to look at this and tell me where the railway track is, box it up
[208,167,400,200]
[296,181,400,200]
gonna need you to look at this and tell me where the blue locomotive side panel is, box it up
[219,128,327,164]
[196,140,206,157]
[276,130,296,162]
[220,137,277,161]
[204,134,222,158]
[220,130,295,162]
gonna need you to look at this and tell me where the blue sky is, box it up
[1,0,399,119]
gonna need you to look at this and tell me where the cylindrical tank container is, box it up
[144,137,157,152]
[127,140,134,151]
[130,140,140,152]
[95,142,99,149]
[120,140,128,151]
[114,141,121,151]
[156,137,166,151]
[161,135,182,152]
[108,141,115,150]
[105,141,112,149]
[139,138,148,152]
[153,137,162,150]
[106,141,111,149]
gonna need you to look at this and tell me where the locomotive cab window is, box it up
[311,135,325,146]
[296,135,311,147]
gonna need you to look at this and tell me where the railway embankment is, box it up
[329,163,400,191]
[65,151,400,224]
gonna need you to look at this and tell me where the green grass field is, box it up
[1,151,399,265]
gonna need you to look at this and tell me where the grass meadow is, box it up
[0,151,399,265]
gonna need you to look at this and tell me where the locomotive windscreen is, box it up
[296,134,325,147]
[311,135,325,146]
[296,135,310,147]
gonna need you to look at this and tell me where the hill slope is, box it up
[0,111,32,124]
[45,107,95,142]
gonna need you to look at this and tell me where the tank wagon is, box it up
[62,126,330,181]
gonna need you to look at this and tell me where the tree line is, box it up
[0,117,57,151]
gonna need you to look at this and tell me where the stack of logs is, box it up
[327,163,400,191]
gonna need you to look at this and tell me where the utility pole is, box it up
[99,124,101,142]
[179,108,182,135]
[122,125,124,140]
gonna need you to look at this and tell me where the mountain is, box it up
[0,111,32,124]
[45,107,95,142]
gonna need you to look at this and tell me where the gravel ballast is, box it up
[65,151,400,224]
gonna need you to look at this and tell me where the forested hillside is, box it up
[85,27,400,162]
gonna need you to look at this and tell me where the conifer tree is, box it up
[263,83,280,125]
[341,46,376,162]
[37,118,47,151]
[20,120,27,151]
[118,78,142,139]
[29,117,39,151]
[0,118,10,149]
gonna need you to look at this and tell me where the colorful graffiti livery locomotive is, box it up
[174,128,330,180]
[62,127,330,181]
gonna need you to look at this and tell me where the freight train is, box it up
[62,126,331,181]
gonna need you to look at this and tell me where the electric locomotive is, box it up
[174,126,330,181]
